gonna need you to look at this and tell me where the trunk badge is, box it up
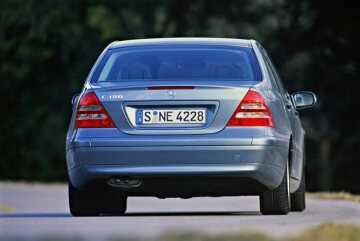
[165,90,175,99]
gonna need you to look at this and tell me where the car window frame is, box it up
[259,46,287,95]
[256,44,282,92]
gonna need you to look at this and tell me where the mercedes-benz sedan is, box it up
[66,38,316,216]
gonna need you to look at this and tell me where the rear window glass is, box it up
[91,46,262,82]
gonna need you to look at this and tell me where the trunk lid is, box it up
[91,81,253,135]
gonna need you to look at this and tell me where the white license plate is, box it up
[135,109,206,125]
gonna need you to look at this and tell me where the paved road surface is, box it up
[0,183,359,240]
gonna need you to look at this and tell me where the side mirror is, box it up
[291,91,317,110]
[71,93,80,106]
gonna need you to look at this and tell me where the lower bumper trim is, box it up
[69,163,284,195]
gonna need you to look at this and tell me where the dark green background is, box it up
[1,0,359,193]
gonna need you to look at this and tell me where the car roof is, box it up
[110,38,253,49]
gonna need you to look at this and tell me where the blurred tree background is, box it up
[0,0,359,192]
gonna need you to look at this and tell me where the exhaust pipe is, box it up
[107,177,142,188]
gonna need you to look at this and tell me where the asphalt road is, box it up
[0,183,359,240]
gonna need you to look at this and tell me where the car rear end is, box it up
[66,39,290,199]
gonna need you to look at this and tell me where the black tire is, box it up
[260,162,290,215]
[99,189,127,215]
[290,170,306,211]
[68,182,100,217]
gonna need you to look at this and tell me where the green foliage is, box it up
[0,0,359,192]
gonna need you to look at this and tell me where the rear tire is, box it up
[290,170,306,211]
[68,182,100,217]
[260,162,290,215]
[99,189,127,215]
[69,182,127,216]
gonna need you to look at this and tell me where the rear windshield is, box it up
[91,46,262,82]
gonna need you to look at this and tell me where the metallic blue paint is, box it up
[66,38,312,197]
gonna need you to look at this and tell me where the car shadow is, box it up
[0,211,261,218]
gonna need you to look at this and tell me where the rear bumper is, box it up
[67,142,289,195]
[69,163,284,196]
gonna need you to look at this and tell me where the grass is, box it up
[290,223,360,241]
[113,223,360,241]
[158,232,272,241]
[0,203,14,213]
[307,192,360,202]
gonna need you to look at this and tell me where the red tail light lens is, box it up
[227,90,274,127]
[75,92,115,128]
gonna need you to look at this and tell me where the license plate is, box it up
[135,109,206,125]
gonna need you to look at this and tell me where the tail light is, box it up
[75,92,115,128]
[227,90,274,127]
